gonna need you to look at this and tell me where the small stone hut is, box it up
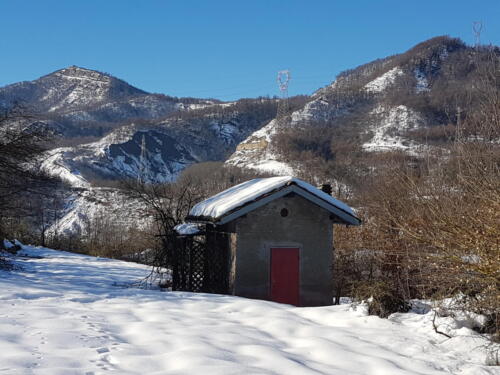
[174,176,360,306]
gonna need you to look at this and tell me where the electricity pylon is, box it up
[472,21,482,48]
[276,70,291,129]
[137,133,147,184]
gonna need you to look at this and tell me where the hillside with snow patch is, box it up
[0,66,283,235]
[226,37,470,174]
[226,120,294,175]
[362,104,425,153]
[48,187,150,236]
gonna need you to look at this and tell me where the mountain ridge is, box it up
[227,36,498,178]
[1,35,497,234]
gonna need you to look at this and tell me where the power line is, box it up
[163,73,334,98]
[167,82,277,96]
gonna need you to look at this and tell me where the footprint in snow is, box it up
[101,353,119,365]
[93,347,120,371]
[31,351,43,360]
[96,362,110,370]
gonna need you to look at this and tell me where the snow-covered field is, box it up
[0,246,497,375]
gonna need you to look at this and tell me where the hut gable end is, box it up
[231,194,335,306]
[186,176,360,226]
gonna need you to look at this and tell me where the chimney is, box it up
[321,184,332,196]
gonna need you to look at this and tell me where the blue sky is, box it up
[1,1,499,101]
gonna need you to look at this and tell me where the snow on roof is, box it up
[188,176,358,223]
[174,222,204,236]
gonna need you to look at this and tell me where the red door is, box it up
[270,248,300,306]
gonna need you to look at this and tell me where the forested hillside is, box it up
[228,36,499,184]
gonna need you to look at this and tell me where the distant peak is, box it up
[65,65,99,72]
[406,36,466,56]
[68,65,90,71]
[39,66,148,96]
[56,66,112,80]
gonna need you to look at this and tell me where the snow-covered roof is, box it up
[187,176,360,226]
[174,222,204,236]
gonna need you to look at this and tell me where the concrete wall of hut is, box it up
[229,194,334,306]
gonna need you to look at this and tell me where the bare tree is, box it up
[337,48,500,341]
[121,177,202,277]
[0,107,59,249]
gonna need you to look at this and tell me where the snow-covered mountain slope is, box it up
[364,66,404,93]
[225,90,362,174]
[40,148,91,188]
[35,101,278,234]
[0,65,279,185]
[227,36,471,173]
[3,37,495,236]
[0,67,281,235]
[41,101,275,186]
[0,66,147,113]
[0,245,496,374]
[43,127,196,185]
[0,66,217,138]
[48,187,150,236]
[362,104,425,153]
[226,120,294,175]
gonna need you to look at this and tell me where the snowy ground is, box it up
[0,246,497,375]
